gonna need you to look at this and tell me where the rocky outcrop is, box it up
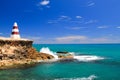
[0,45,54,60]
[0,40,33,48]
[57,51,74,59]
[0,39,54,69]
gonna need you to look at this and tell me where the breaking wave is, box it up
[40,47,58,59]
[40,47,105,62]
[74,55,104,62]
[54,75,97,80]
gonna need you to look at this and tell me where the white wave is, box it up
[55,75,97,80]
[74,55,104,62]
[39,47,104,62]
[40,47,58,59]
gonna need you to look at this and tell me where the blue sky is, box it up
[0,0,120,44]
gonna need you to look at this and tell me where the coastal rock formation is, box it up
[56,51,74,59]
[0,39,54,69]
[0,22,54,69]
[0,40,33,48]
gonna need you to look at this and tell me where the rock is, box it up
[0,49,2,54]
[56,51,68,54]
[39,53,54,60]
[0,39,55,69]
[57,51,74,59]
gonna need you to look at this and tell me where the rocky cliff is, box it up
[0,40,33,48]
[0,39,54,69]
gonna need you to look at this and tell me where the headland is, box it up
[0,37,55,69]
[0,22,74,69]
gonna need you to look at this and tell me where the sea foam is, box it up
[74,55,104,62]
[54,75,97,80]
[40,47,105,62]
[40,47,58,59]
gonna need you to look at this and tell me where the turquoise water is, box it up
[0,44,120,80]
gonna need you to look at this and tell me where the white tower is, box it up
[11,22,21,39]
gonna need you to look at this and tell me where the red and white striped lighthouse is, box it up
[11,22,21,39]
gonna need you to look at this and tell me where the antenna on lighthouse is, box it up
[11,22,21,39]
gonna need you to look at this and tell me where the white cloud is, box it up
[85,20,97,24]
[48,20,58,24]
[24,36,41,43]
[48,15,71,24]
[40,0,50,6]
[29,37,41,40]
[0,33,3,35]
[55,36,109,43]
[67,27,81,30]
[97,26,108,29]
[76,16,82,19]
[46,6,51,8]
[116,26,120,28]
[55,36,119,44]
[92,38,108,42]
[87,2,95,7]
[29,35,120,44]
[60,16,68,18]
[56,36,87,42]
[66,27,87,30]
[58,15,71,20]
[91,37,120,43]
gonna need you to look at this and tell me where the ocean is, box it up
[0,44,120,80]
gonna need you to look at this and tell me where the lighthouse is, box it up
[11,22,21,39]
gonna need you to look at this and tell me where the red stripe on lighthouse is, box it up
[12,32,19,34]
[13,26,18,29]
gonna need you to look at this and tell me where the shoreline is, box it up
[0,58,75,69]
[0,39,74,69]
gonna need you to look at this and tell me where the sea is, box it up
[0,44,120,80]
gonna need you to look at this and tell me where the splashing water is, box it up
[55,75,97,80]
[40,47,105,62]
[40,47,58,59]
[74,55,105,62]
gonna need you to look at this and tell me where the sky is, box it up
[0,0,120,44]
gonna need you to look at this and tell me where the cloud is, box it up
[85,20,97,24]
[70,21,83,24]
[30,35,120,44]
[40,0,50,6]
[48,15,71,24]
[55,36,109,43]
[66,27,87,30]
[48,15,83,24]
[56,36,87,42]
[54,35,120,44]
[58,15,71,21]
[92,38,108,42]
[116,26,120,28]
[97,26,108,29]
[48,15,97,26]
[46,6,51,8]
[67,27,81,30]
[90,37,120,43]
[48,20,58,24]
[37,0,50,9]
[76,16,82,19]
[24,36,41,43]
[0,33,3,35]
[87,2,95,7]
